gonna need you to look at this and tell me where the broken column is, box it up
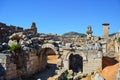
[102,23,109,39]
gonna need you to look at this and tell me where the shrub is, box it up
[9,42,21,52]
[63,72,68,80]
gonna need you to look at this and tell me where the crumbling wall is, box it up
[0,54,17,79]
[59,49,102,77]
[21,48,47,77]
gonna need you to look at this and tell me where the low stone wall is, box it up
[0,49,48,79]
[21,49,47,77]
[25,56,39,75]
[83,58,102,74]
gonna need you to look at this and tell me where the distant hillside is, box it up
[109,32,117,37]
[62,32,86,37]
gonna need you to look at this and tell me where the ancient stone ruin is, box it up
[0,22,120,80]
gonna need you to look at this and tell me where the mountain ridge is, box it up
[62,31,86,37]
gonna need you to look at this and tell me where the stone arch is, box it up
[41,43,58,55]
[39,48,57,61]
[62,51,83,72]
[38,43,59,66]
[64,51,84,61]
[38,47,57,71]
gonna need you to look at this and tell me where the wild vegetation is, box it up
[9,42,21,52]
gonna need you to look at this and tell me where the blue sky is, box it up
[0,0,120,36]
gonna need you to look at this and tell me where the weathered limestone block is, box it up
[116,68,120,80]
[29,49,37,57]
[83,58,102,74]
[0,54,11,68]
[67,70,73,79]
[0,54,17,79]
[63,61,69,69]
[9,32,26,40]
[108,40,115,51]
[57,59,62,69]
[6,63,17,79]
[25,55,41,75]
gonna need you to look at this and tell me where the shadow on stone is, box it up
[22,64,58,80]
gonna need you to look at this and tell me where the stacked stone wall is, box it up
[83,58,102,74]
[0,54,17,79]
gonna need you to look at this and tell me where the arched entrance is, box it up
[36,46,58,80]
[38,47,58,70]
[40,43,59,65]
[69,54,83,73]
